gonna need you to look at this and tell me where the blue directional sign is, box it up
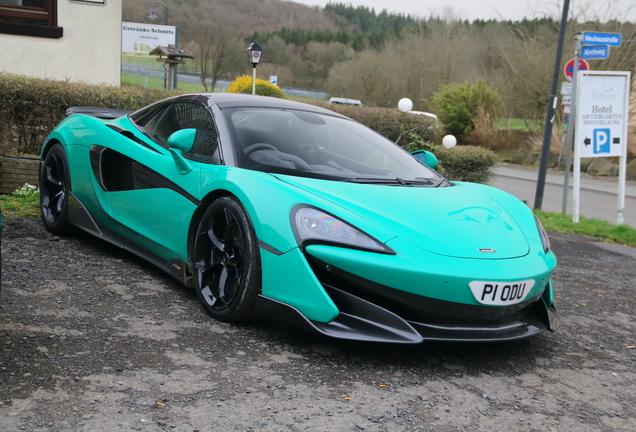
[581,45,610,59]
[582,32,622,47]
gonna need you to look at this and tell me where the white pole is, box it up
[573,130,581,224]
[617,72,631,225]
[252,66,257,95]
[571,40,583,223]
[562,36,582,216]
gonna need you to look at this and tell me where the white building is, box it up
[1,0,122,86]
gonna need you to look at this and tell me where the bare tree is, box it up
[191,21,244,92]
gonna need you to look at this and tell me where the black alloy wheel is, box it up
[40,143,72,234]
[193,196,261,321]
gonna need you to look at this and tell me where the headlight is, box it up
[292,206,392,253]
[534,216,551,253]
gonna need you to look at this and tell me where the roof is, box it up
[148,46,194,59]
[200,93,349,117]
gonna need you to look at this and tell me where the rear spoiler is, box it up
[65,107,134,119]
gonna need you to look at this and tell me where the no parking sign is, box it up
[564,58,590,82]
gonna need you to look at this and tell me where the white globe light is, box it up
[442,135,457,149]
[397,98,413,112]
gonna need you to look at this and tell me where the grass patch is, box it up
[534,210,636,248]
[287,95,327,104]
[121,72,218,93]
[497,118,541,132]
[0,184,40,218]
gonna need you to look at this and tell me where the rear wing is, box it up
[65,107,134,119]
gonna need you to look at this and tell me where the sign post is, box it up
[572,71,630,224]
[561,31,624,218]
[561,37,584,215]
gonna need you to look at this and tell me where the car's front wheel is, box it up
[40,143,72,235]
[193,197,261,321]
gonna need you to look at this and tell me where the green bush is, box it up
[0,73,181,154]
[435,145,498,184]
[312,102,438,146]
[239,83,287,98]
[228,75,286,99]
[404,132,497,184]
[432,80,501,139]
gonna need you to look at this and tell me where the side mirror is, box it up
[167,128,196,151]
[411,150,438,169]
[167,129,195,174]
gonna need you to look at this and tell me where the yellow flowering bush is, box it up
[226,75,286,98]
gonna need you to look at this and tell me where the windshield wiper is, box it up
[344,177,438,186]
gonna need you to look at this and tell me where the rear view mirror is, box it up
[167,129,195,174]
[167,128,196,152]
[411,150,438,169]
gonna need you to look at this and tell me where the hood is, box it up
[275,175,529,259]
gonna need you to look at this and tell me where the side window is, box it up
[150,102,220,164]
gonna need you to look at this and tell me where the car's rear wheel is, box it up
[193,197,261,321]
[40,143,72,235]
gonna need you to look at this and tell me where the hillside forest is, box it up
[122,0,636,121]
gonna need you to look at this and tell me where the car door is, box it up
[99,100,222,265]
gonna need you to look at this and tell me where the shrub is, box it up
[435,145,498,184]
[0,73,180,154]
[404,133,497,183]
[432,80,501,140]
[239,83,286,98]
[227,75,286,98]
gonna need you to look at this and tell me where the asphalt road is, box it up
[1,217,635,432]
[492,166,636,228]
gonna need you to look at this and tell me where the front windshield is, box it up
[224,108,442,184]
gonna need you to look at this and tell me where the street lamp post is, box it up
[148,1,168,25]
[246,42,262,95]
[149,1,170,89]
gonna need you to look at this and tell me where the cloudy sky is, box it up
[290,0,636,22]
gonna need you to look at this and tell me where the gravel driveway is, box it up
[1,216,635,431]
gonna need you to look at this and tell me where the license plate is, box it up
[468,280,535,306]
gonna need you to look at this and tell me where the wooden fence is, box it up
[0,155,40,194]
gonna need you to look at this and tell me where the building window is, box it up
[0,0,62,38]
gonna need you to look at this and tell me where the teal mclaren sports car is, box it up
[39,93,559,343]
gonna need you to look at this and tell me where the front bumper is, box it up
[257,233,558,343]
[255,282,559,344]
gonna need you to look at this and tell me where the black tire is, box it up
[40,143,72,235]
[193,196,261,321]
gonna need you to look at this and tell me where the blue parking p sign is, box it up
[593,129,611,154]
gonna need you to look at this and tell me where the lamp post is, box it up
[148,1,168,25]
[246,42,262,95]
[149,1,169,89]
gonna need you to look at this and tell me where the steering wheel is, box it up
[244,143,278,156]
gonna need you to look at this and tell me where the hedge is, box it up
[435,145,498,184]
[0,73,495,184]
[406,133,497,183]
[0,73,180,154]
